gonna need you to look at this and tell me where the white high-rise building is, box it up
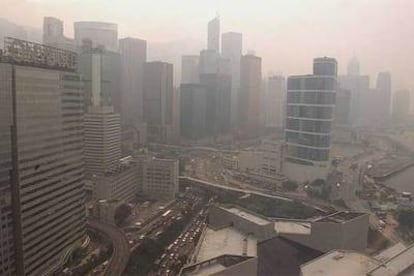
[222,32,242,126]
[84,106,121,175]
[284,57,337,182]
[181,55,199,84]
[265,76,286,129]
[0,38,85,275]
[207,16,220,52]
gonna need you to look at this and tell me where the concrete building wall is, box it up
[212,257,257,276]
[281,214,369,253]
[207,17,220,52]
[208,206,275,242]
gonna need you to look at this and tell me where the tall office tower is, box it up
[265,75,286,129]
[199,49,219,74]
[376,71,392,119]
[221,32,242,126]
[181,55,199,84]
[74,21,118,52]
[347,56,360,76]
[143,61,174,142]
[84,106,121,174]
[180,84,207,139]
[0,38,85,275]
[119,37,147,127]
[334,88,351,125]
[139,157,178,200]
[43,17,76,51]
[0,57,15,275]
[207,16,220,52]
[239,54,262,132]
[78,46,121,109]
[338,57,370,126]
[284,57,337,182]
[199,73,232,137]
[393,89,410,121]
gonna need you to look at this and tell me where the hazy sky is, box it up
[1,0,414,93]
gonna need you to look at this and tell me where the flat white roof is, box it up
[301,250,378,276]
[197,227,257,263]
[274,221,311,235]
[225,207,271,225]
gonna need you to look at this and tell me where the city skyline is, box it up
[1,0,413,95]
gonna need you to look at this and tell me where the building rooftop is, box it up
[301,250,379,276]
[225,207,271,225]
[315,211,366,223]
[374,242,407,263]
[368,243,414,276]
[274,220,311,235]
[196,227,257,263]
[182,255,253,276]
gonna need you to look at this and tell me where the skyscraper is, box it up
[84,106,121,174]
[0,38,85,275]
[74,21,118,52]
[347,56,360,76]
[181,55,199,84]
[376,71,392,119]
[284,57,337,182]
[239,54,262,132]
[338,57,370,126]
[143,61,175,142]
[221,32,242,127]
[393,89,410,121]
[43,17,76,51]
[119,37,147,127]
[180,84,207,139]
[78,46,121,110]
[207,16,220,52]
[265,75,286,129]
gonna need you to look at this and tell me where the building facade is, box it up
[207,16,220,52]
[143,61,175,142]
[84,106,121,175]
[119,37,147,127]
[179,84,207,139]
[78,47,121,109]
[43,17,76,51]
[284,57,337,182]
[393,89,410,121]
[221,32,242,127]
[74,21,118,52]
[139,157,178,200]
[0,39,85,275]
[239,54,262,132]
[181,55,199,84]
[265,75,286,129]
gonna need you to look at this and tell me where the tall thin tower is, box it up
[207,16,220,52]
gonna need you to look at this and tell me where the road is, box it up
[87,219,130,276]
